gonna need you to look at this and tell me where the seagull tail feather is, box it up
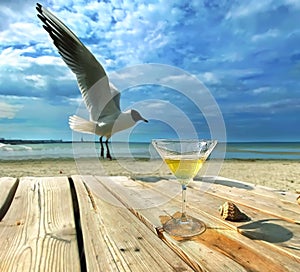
[69,115,96,134]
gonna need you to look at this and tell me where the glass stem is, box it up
[181,184,188,222]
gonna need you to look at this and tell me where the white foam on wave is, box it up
[0,143,33,152]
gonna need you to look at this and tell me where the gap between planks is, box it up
[72,175,195,272]
[1,176,299,272]
[93,175,300,272]
[0,177,80,271]
[0,176,194,272]
[0,177,19,221]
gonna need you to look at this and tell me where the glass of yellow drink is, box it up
[152,139,217,237]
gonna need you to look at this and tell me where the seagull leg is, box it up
[105,138,112,160]
[99,136,104,158]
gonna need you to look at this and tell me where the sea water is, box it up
[0,142,300,160]
[225,142,300,160]
[0,142,155,160]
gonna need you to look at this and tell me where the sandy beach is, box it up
[0,158,299,193]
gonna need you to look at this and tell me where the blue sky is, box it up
[0,0,299,142]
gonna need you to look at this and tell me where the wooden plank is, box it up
[104,176,288,272]
[92,176,247,272]
[139,176,300,263]
[188,178,300,261]
[198,176,300,222]
[0,177,18,220]
[72,175,129,271]
[72,175,193,271]
[0,177,80,271]
[96,176,300,272]
[183,180,300,262]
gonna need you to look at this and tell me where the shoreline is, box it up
[0,158,299,193]
[1,157,299,162]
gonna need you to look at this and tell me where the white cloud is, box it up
[0,22,40,45]
[0,43,64,75]
[34,55,64,66]
[284,0,300,8]
[121,98,199,139]
[0,46,31,69]
[251,29,280,42]
[113,8,126,21]
[252,87,271,94]
[226,0,300,20]
[0,101,23,119]
[24,75,47,89]
[138,100,169,111]
[199,72,220,84]
[144,21,169,49]
[219,52,244,63]
[222,68,263,78]
[229,98,300,115]
[66,96,83,106]
[226,1,272,19]
[0,0,298,141]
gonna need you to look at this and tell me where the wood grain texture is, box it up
[200,177,300,223]
[190,177,300,260]
[72,175,193,271]
[94,176,246,272]
[0,177,80,271]
[0,175,299,272]
[96,176,300,272]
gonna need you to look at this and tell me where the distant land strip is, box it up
[0,139,70,144]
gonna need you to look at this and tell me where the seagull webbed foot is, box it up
[106,152,112,160]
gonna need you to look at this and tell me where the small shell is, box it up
[219,201,249,222]
[297,195,300,205]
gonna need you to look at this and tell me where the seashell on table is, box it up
[219,201,250,222]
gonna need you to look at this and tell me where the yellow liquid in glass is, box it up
[164,157,205,180]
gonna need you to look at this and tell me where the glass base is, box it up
[163,216,206,238]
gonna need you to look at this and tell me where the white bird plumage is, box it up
[36,3,148,159]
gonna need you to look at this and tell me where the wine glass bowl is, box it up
[152,139,217,237]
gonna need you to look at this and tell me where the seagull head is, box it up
[131,109,148,123]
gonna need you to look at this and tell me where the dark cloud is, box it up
[1,0,300,141]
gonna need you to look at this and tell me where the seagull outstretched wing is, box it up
[36,3,120,122]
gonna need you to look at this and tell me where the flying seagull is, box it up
[36,3,148,160]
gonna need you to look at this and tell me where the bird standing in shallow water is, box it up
[36,3,148,160]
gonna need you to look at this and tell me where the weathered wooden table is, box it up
[0,175,299,271]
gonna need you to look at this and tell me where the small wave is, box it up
[0,143,32,151]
